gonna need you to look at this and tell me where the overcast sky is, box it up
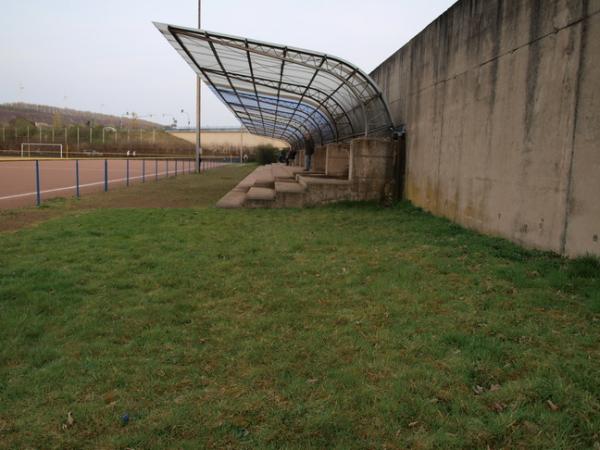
[1,0,455,127]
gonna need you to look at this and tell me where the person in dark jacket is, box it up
[286,147,297,166]
[304,133,315,171]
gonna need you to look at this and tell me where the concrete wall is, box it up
[350,138,396,202]
[313,146,327,172]
[325,143,351,178]
[371,0,600,256]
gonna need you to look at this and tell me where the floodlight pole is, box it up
[195,0,202,173]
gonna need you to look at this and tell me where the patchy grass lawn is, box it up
[0,176,598,448]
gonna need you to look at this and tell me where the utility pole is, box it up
[195,0,202,173]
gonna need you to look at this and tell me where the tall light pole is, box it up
[195,0,202,172]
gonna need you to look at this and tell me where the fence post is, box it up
[35,160,41,207]
[142,159,145,183]
[166,159,169,177]
[104,159,108,192]
[155,159,158,181]
[126,159,130,186]
[175,159,178,177]
[75,159,80,198]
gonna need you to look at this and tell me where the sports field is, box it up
[0,166,598,449]
[0,159,223,208]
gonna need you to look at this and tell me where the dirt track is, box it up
[0,159,220,208]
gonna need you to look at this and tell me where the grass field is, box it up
[0,166,599,449]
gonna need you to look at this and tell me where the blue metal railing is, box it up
[8,157,233,208]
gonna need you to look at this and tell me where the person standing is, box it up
[286,147,297,166]
[304,133,315,171]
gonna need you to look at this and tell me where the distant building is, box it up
[168,127,288,154]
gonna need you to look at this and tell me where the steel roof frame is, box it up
[155,22,393,147]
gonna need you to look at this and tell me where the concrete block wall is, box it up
[371,0,600,256]
[313,146,327,172]
[349,138,396,202]
[325,143,351,178]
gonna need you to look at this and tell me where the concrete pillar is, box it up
[349,138,396,201]
[325,142,350,178]
[312,146,326,172]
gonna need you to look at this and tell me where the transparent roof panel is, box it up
[155,22,394,147]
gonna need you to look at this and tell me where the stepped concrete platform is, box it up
[216,137,395,209]
[215,170,257,208]
[216,163,355,209]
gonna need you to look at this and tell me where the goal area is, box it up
[20,143,64,158]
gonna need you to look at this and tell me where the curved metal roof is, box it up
[155,22,394,148]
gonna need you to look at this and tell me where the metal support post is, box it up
[35,160,41,206]
[75,159,80,198]
[104,159,108,192]
[195,0,202,173]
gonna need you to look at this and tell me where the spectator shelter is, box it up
[156,22,399,208]
[154,23,394,149]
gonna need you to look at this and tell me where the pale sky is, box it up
[1,0,455,127]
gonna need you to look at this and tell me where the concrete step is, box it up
[275,181,305,193]
[237,173,258,192]
[274,181,306,208]
[253,166,275,188]
[272,164,296,181]
[297,175,350,187]
[287,166,305,174]
[216,190,246,209]
[244,186,276,208]
[297,175,352,205]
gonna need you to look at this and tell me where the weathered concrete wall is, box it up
[350,138,396,201]
[325,143,350,178]
[371,0,600,256]
[313,146,327,172]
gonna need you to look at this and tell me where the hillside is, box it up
[0,103,162,129]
